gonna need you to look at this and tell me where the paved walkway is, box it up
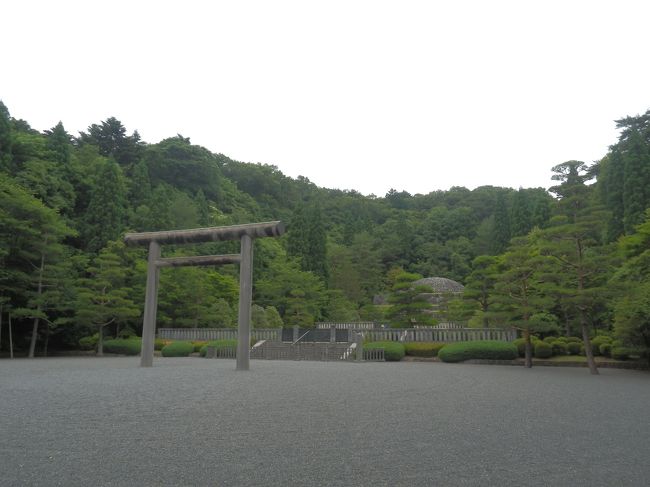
[1,357,648,486]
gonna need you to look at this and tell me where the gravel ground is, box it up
[1,357,649,487]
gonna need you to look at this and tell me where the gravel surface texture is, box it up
[1,357,649,487]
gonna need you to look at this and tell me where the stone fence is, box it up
[360,327,517,343]
[158,328,282,341]
[158,327,517,343]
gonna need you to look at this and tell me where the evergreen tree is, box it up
[540,161,611,374]
[490,235,555,367]
[0,101,12,172]
[82,160,127,252]
[75,240,140,354]
[386,271,436,328]
[491,192,511,253]
[510,189,532,237]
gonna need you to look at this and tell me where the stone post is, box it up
[293,325,299,343]
[355,332,363,362]
[330,325,336,343]
[140,240,161,367]
[236,234,253,371]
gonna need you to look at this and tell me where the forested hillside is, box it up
[1,101,649,361]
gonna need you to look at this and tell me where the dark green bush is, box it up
[161,341,194,357]
[554,336,568,343]
[437,340,517,363]
[551,341,568,356]
[192,341,207,353]
[365,341,405,361]
[611,347,631,361]
[534,341,553,359]
[599,343,612,358]
[543,336,557,344]
[590,336,612,356]
[513,338,526,357]
[567,342,581,355]
[79,334,99,350]
[200,340,238,357]
[103,338,141,355]
[566,337,582,343]
[403,342,445,357]
[154,338,170,351]
[117,327,136,339]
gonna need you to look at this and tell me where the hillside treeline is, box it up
[0,101,649,362]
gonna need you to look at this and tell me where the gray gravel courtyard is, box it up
[1,357,649,487]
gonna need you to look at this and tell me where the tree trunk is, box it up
[9,312,14,359]
[43,323,50,357]
[524,329,533,368]
[580,311,599,375]
[28,250,46,358]
[97,325,104,357]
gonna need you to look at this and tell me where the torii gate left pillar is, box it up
[125,221,285,370]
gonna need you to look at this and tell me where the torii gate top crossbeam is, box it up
[124,221,285,246]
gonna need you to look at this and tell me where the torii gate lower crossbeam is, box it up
[124,221,285,370]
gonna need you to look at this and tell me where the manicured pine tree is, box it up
[386,271,436,328]
[489,235,554,367]
[75,240,140,354]
[539,161,610,374]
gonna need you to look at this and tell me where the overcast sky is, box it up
[3,0,649,196]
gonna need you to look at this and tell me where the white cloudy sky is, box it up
[2,0,649,196]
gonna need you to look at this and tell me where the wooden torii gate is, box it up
[124,221,285,370]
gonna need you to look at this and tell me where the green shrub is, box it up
[534,341,553,359]
[403,342,445,357]
[567,342,581,355]
[566,337,582,343]
[79,334,99,350]
[161,341,194,357]
[513,338,526,358]
[543,336,557,344]
[200,340,238,357]
[154,338,170,351]
[554,336,568,343]
[103,338,141,355]
[365,341,405,361]
[551,341,568,356]
[590,336,612,356]
[192,341,207,353]
[437,340,517,363]
[611,347,632,361]
[599,343,612,358]
[117,327,136,339]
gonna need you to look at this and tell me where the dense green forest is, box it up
[1,100,649,362]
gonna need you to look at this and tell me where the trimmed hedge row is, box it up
[161,341,194,357]
[404,342,446,357]
[438,340,518,363]
[103,338,141,355]
[364,342,405,361]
